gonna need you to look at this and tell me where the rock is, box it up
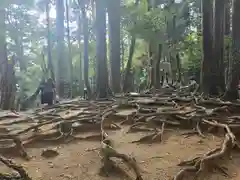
[41,149,59,158]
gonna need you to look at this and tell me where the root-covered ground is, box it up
[1,87,240,180]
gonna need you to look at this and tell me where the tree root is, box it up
[0,155,32,180]
[174,131,235,180]
[196,121,205,138]
[127,122,155,133]
[100,140,143,180]
[0,135,30,160]
[2,93,240,180]
[132,123,165,144]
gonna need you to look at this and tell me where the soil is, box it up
[1,127,240,180]
[1,95,240,180]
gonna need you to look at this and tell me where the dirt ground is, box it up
[1,127,240,180]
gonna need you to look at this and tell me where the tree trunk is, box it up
[148,43,155,88]
[0,8,6,77]
[0,56,17,110]
[46,2,55,82]
[176,53,182,83]
[56,0,69,98]
[120,32,125,89]
[225,0,231,85]
[155,44,162,88]
[65,0,73,98]
[223,0,240,100]
[96,0,108,98]
[77,12,84,96]
[121,39,124,72]
[80,1,92,98]
[123,0,140,92]
[14,36,25,72]
[213,0,225,92]
[200,0,215,95]
[107,0,121,93]
[0,8,12,110]
[147,0,155,88]
[123,37,136,92]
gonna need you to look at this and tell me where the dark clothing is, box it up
[41,92,53,105]
[40,80,55,105]
[83,88,87,99]
[166,72,169,83]
[40,81,55,93]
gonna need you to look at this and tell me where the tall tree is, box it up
[77,10,84,96]
[200,0,214,95]
[0,7,6,76]
[155,44,162,88]
[224,0,240,100]
[79,0,92,98]
[107,0,121,93]
[0,56,17,110]
[147,0,155,88]
[65,0,73,97]
[213,0,225,92]
[95,0,108,98]
[123,0,140,92]
[56,0,69,98]
[225,0,231,84]
[46,0,55,81]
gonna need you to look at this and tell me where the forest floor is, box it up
[2,129,240,180]
[1,88,240,180]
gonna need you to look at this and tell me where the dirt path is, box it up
[1,129,240,180]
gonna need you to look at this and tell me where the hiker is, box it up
[40,78,55,106]
[83,87,87,99]
[160,69,164,86]
[166,72,169,84]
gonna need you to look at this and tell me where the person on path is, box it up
[40,78,55,106]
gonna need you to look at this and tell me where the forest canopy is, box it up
[0,0,238,110]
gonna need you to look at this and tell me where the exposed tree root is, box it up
[0,155,32,180]
[0,135,30,160]
[131,123,165,144]
[174,127,235,180]
[100,140,143,180]
[1,90,240,179]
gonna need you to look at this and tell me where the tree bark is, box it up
[224,0,231,84]
[123,0,140,92]
[223,0,240,100]
[123,37,136,92]
[80,1,92,98]
[96,0,108,98]
[147,0,155,88]
[46,2,55,82]
[0,56,17,110]
[56,0,69,98]
[176,53,182,83]
[77,12,84,96]
[107,0,121,93]
[155,44,162,88]
[200,0,215,95]
[213,0,225,92]
[0,8,6,77]
[148,43,155,88]
[65,0,73,98]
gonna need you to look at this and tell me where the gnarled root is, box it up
[100,140,143,180]
[174,130,235,180]
[0,155,32,180]
[0,135,30,160]
[132,123,165,144]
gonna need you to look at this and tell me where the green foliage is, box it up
[181,32,202,79]
[0,0,204,103]
[122,4,166,42]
